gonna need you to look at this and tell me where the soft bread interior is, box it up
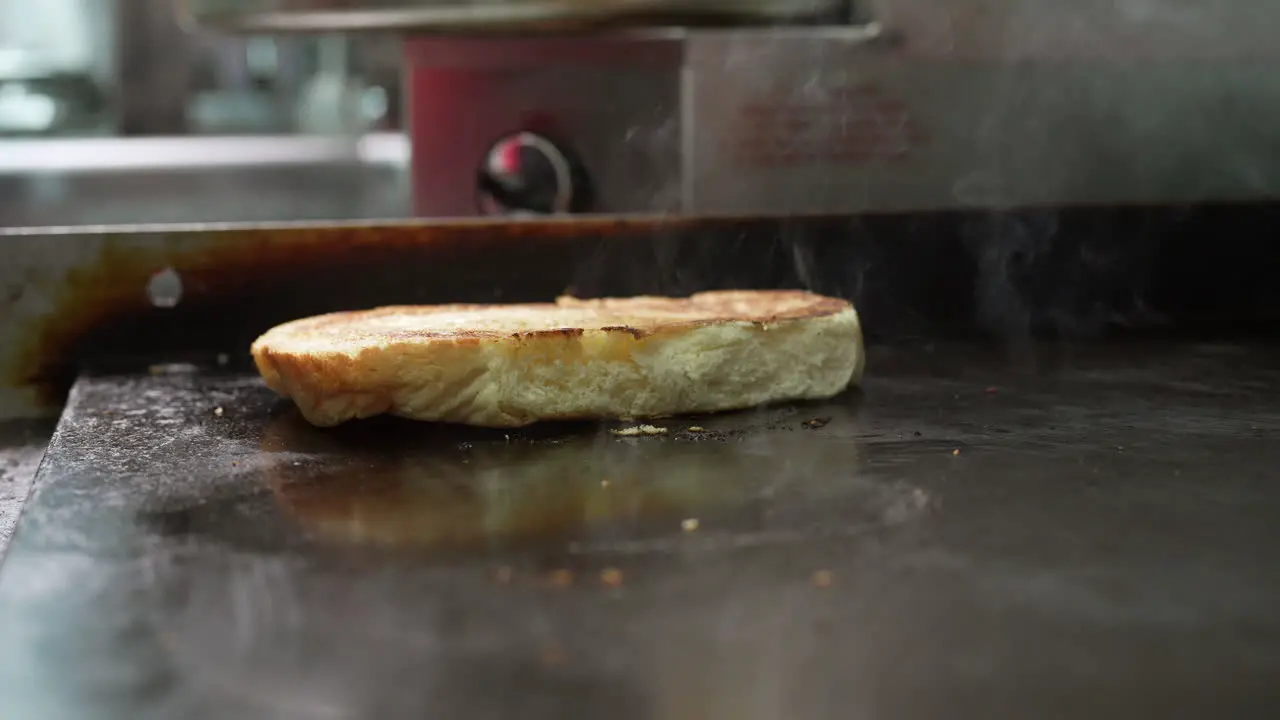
[252,290,864,428]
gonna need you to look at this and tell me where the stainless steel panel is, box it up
[405,37,684,216]
[397,1,1280,217]
[686,1,1280,212]
[686,41,1280,213]
[179,0,844,33]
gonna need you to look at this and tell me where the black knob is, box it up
[476,131,591,216]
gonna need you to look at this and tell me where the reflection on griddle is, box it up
[259,402,907,556]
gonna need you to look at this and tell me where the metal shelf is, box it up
[179,0,843,33]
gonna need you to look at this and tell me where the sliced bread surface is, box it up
[251,290,864,427]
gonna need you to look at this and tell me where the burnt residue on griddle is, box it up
[15,201,1280,419]
[196,385,909,559]
[4,214,871,415]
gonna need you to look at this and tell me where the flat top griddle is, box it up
[0,342,1278,719]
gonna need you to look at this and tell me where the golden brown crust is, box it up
[257,290,851,346]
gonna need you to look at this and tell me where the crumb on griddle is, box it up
[547,569,574,588]
[687,426,706,433]
[148,363,197,376]
[681,517,700,533]
[812,570,834,588]
[540,646,567,666]
[952,448,961,456]
[611,424,668,437]
[213,406,224,417]
[600,568,624,588]
[803,417,831,429]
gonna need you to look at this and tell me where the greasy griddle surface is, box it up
[1,343,1279,719]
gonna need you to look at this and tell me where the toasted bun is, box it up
[251,290,864,427]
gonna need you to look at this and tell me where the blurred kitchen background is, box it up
[0,0,411,226]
